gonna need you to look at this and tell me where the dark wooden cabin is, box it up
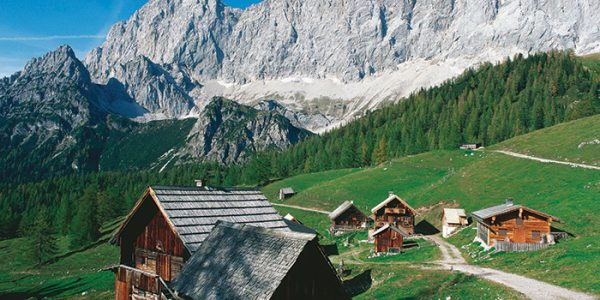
[371,194,416,235]
[111,186,289,300]
[472,199,561,251]
[372,224,408,253]
[328,201,368,232]
[171,221,350,300]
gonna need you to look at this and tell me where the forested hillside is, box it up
[251,51,599,179]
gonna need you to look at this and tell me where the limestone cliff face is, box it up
[84,0,600,130]
[175,97,312,164]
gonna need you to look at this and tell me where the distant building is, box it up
[442,208,468,238]
[472,198,562,251]
[279,187,295,200]
[110,185,289,300]
[372,224,409,253]
[371,194,417,235]
[171,221,350,300]
[329,201,369,233]
[460,143,482,150]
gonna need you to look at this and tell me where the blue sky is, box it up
[0,0,262,77]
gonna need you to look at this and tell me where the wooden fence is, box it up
[494,241,549,252]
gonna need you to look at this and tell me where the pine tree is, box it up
[70,185,100,249]
[374,137,387,165]
[29,209,58,265]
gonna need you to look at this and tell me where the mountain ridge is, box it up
[83,0,600,130]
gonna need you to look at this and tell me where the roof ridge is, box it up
[216,221,316,241]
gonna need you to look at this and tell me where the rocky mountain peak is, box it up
[20,45,91,85]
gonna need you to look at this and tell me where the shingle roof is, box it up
[280,187,295,194]
[371,194,417,214]
[329,200,355,220]
[170,221,318,300]
[472,203,561,223]
[372,223,409,237]
[443,208,466,224]
[112,186,289,253]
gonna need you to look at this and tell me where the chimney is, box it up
[505,198,513,206]
[195,179,204,187]
[388,191,394,196]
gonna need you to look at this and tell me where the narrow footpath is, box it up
[426,235,596,300]
[270,202,330,214]
[493,150,600,171]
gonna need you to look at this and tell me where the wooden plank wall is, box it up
[488,210,550,245]
[373,198,414,234]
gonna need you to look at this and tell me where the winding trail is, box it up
[270,203,330,214]
[493,150,600,171]
[426,235,596,300]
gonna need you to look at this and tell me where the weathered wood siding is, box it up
[487,210,551,246]
[271,240,350,300]
[374,228,404,253]
[373,198,414,234]
[132,209,187,281]
[332,206,366,228]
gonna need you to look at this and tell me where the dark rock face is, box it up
[0,47,311,182]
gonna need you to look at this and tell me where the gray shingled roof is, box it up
[170,221,317,300]
[150,186,289,253]
[472,203,561,223]
[329,200,354,220]
[372,224,409,237]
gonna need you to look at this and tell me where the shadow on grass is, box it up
[415,220,440,235]
[0,277,88,299]
[343,269,372,297]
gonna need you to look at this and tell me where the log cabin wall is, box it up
[373,198,414,234]
[119,195,188,283]
[487,210,551,245]
[374,228,404,253]
[132,209,187,281]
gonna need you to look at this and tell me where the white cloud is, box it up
[0,35,105,41]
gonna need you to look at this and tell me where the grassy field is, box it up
[0,220,120,299]
[262,117,600,295]
[491,114,600,166]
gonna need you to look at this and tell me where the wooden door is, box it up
[156,253,171,281]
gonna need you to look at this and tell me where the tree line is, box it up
[1,51,598,257]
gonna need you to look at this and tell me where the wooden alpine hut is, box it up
[279,187,295,200]
[170,221,350,300]
[372,224,409,253]
[328,201,368,233]
[110,185,289,300]
[472,198,562,251]
[371,194,417,235]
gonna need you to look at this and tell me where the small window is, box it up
[516,218,524,225]
[532,230,541,238]
[499,228,507,236]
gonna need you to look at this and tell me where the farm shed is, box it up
[111,185,289,300]
[279,187,295,200]
[171,221,350,300]
[329,201,368,232]
[371,194,416,235]
[372,224,409,253]
[472,199,562,251]
[460,143,482,150]
[442,208,468,238]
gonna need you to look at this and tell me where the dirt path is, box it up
[426,235,597,300]
[270,203,331,214]
[493,150,600,171]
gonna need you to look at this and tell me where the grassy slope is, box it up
[491,114,600,166]
[262,118,600,295]
[0,220,120,299]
